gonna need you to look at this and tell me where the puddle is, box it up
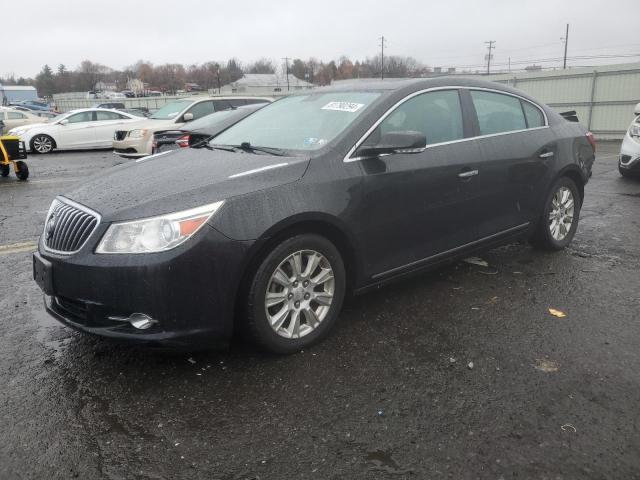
[365,449,413,475]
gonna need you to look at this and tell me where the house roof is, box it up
[0,85,37,91]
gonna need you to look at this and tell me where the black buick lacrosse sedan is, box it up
[33,78,595,353]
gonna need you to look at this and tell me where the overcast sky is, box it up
[5,0,639,78]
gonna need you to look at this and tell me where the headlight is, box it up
[629,124,640,138]
[96,201,224,254]
[127,129,147,139]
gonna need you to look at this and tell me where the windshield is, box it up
[211,92,380,151]
[150,100,193,120]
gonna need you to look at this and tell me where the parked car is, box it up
[619,102,640,177]
[0,107,47,131]
[94,102,126,110]
[31,111,58,120]
[33,78,595,353]
[13,100,51,111]
[119,108,150,118]
[9,108,140,153]
[113,96,271,158]
[152,104,265,153]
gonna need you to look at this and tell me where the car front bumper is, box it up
[34,224,252,348]
[619,133,640,172]
[113,135,153,158]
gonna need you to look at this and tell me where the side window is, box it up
[186,101,215,120]
[366,90,464,146]
[7,112,26,119]
[227,99,247,107]
[213,100,234,111]
[245,99,269,106]
[66,111,94,123]
[470,90,526,135]
[95,111,123,121]
[521,100,545,128]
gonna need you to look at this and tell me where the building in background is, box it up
[219,74,314,95]
[0,85,39,105]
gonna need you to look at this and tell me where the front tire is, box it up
[619,165,632,178]
[243,234,346,354]
[30,134,54,154]
[15,161,29,180]
[531,176,581,251]
[0,164,9,177]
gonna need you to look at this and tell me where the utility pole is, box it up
[484,40,496,75]
[379,35,387,80]
[282,57,290,91]
[561,24,569,69]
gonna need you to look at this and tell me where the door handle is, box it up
[539,151,554,158]
[458,169,479,179]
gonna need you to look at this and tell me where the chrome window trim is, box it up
[344,86,549,163]
[43,196,102,256]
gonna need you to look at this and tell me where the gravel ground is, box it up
[0,142,639,479]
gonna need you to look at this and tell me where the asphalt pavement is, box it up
[1,143,639,479]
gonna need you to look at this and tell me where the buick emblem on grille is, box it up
[45,213,56,240]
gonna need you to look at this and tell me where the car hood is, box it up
[64,148,310,222]
[117,118,183,132]
[11,121,51,132]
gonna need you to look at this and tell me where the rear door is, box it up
[466,89,555,237]
[356,89,485,277]
[93,111,133,147]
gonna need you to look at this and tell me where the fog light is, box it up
[108,312,158,330]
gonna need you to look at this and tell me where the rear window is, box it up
[471,90,526,135]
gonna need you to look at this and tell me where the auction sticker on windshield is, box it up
[321,102,365,113]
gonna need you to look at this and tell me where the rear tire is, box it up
[30,134,54,154]
[243,234,346,354]
[15,161,29,180]
[531,176,581,251]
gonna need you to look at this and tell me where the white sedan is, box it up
[8,108,141,154]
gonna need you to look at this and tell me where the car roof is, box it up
[297,76,528,97]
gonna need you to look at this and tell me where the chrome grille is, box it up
[44,198,99,253]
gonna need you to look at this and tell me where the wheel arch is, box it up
[29,133,57,151]
[555,165,585,203]
[233,213,363,323]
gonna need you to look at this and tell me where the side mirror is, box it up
[356,131,427,158]
[183,112,194,122]
[59,119,69,125]
[634,102,640,116]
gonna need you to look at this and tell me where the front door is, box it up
[355,89,484,278]
[58,111,96,149]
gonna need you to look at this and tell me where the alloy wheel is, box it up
[548,186,574,241]
[264,250,335,339]
[33,136,53,153]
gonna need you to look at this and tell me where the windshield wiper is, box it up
[235,142,287,156]
[198,144,240,152]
